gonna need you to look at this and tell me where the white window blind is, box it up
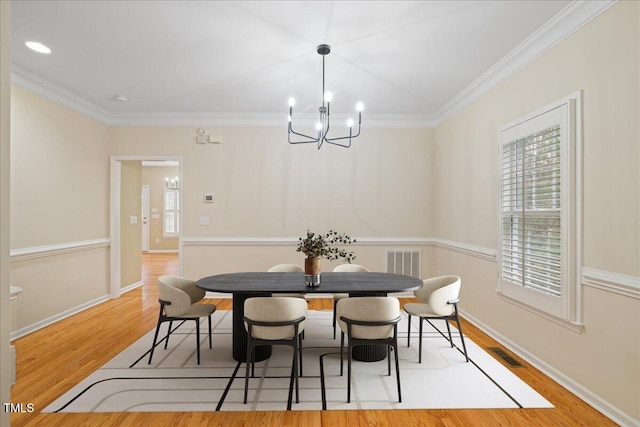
[498,94,581,323]
[163,188,179,236]
[501,125,562,297]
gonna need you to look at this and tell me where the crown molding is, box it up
[107,112,435,128]
[11,65,111,124]
[11,1,617,129]
[434,0,618,125]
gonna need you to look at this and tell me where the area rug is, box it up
[44,310,552,412]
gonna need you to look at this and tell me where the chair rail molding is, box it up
[581,267,640,299]
[181,236,434,247]
[10,238,110,262]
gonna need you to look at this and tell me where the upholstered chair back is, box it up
[244,297,307,340]
[414,275,461,316]
[157,276,205,317]
[332,264,370,272]
[268,264,304,272]
[337,297,399,340]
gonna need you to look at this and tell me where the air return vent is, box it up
[386,250,421,278]
[488,347,525,368]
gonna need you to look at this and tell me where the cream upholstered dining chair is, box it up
[336,296,402,403]
[268,264,307,300]
[331,264,370,338]
[148,275,217,365]
[404,275,469,363]
[243,297,307,410]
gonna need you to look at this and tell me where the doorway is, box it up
[110,156,183,298]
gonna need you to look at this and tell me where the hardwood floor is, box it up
[10,253,614,426]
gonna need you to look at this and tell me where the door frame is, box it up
[141,185,150,252]
[110,155,183,298]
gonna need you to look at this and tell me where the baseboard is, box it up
[10,294,111,341]
[145,250,179,254]
[460,309,638,427]
[121,281,144,293]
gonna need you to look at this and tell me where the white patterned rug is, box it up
[44,310,552,412]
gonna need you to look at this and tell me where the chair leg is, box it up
[332,300,338,339]
[454,314,470,362]
[164,320,173,349]
[387,345,391,376]
[445,319,453,347]
[407,314,411,347]
[148,320,162,364]
[418,317,424,363]
[287,349,296,410]
[244,341,252,404]
[294,342,300,404]
[340,332,345,376]
[195,319,201,365]
[346,340,353,403]
[208,315,213,349]
[298,333,304,377]
[393,341,402,402]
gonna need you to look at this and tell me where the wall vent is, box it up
[487,347,525,368]
[386,249,421,278]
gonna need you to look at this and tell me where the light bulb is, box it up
[356,102,364,112]
[347,119,354,128]
[324,92,333,103]
[288,115,292,122]
[316,122,323,131]
[288,97,296,107]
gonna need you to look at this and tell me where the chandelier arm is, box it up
[324,121,361,143]
[325,138,352,148]
[288,129,321,144]
[288,121,321,143]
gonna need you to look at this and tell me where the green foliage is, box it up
[296,229,357,263]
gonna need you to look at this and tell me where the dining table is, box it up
[196,271,422,363]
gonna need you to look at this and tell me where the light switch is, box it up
[200,216,209,226]
[130,216,138,224]
[151,213,160,219]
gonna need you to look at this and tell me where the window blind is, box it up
[164,189,179,235]
[501,125,562,297]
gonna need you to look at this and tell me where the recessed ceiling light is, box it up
[115,95,129,102]
[25,41,51,54]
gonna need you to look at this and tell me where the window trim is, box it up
[497,91,582,325]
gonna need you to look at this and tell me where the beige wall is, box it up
[1,1,11,424]
[433,2,639,420]
[109,126,435,277]
[9,86,111,333]
[4,1,637,423]
[141,165,179,252]
[120,161,142,286]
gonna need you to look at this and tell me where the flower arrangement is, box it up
[296,229,357,263]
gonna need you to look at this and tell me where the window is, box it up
[163,187,179,237]
[498,93,581,323]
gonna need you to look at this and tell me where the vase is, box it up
[304,257,321,287]
[304,257,321,275]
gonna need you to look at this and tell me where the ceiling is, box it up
[11,1,575,126]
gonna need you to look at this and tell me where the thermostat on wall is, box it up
[204,194,214,203]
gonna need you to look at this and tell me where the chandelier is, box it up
[288,44,363,149]
[165,176,179,190]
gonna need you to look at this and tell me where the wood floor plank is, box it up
[10,253,616,426]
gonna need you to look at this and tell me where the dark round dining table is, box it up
[196,271,422,362]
